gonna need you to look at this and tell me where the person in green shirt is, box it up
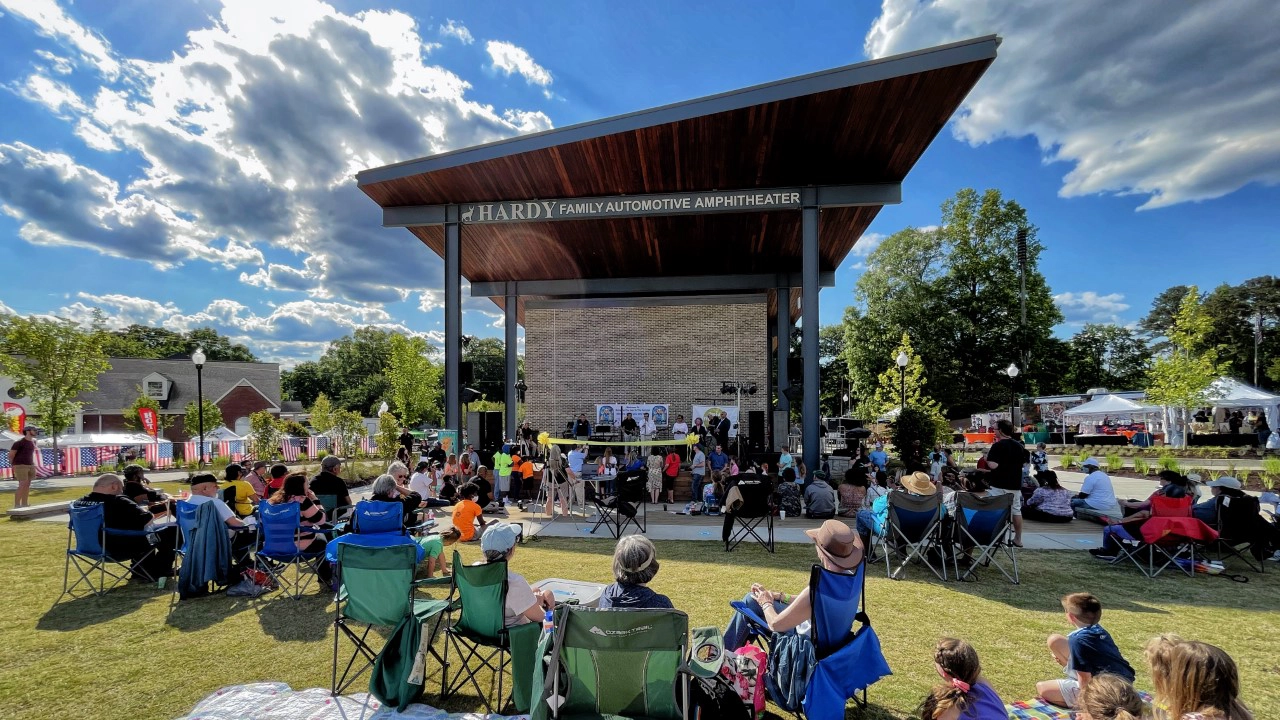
[492,444,514,504]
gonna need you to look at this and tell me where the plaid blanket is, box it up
[1006,692,1154,720]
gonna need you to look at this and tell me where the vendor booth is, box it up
[1063,395,1163,447]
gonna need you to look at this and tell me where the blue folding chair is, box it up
[60,502,156,601]
[351,499,435,536]
[255,502,327,599]
[953,493,1019,584]
[729,561,891,716]
[875,492,947,580]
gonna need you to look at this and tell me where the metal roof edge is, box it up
[356,35,1000,188]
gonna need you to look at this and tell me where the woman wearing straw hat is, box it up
[722,519,863,650]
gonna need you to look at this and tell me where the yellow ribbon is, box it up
[537,431,699,448]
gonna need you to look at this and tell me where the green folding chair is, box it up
[441,549,533,714]
[530,606,690,720]
[331,542,450,696]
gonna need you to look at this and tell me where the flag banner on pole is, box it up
[316,436,330,452]
[3,402,26,434]
[143,442,173,469]
[306,436,318,458]
[228,440,245,461]
[138,407,158,436]
[281,437,299,461]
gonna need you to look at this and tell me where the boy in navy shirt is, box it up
[1036,592,1135,709]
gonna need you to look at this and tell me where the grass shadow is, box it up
[164,592,258,631]
[37,585,158,631]
[254,592,333,641]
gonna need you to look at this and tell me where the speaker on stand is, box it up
[748,410,765,453]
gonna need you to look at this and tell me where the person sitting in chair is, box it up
[804,471,838,519]
[370,472,423,526]
[72,473,177,581]
[309,455,352,510]
[480,522,555,627]
[221,463,259,518]
[599,535,673,609]
[723,520,863,650]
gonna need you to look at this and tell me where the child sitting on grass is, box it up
[916,637,1006,719]
[451,483,487,542]
[1037,592,1135,710]
[1076,673,1150,720]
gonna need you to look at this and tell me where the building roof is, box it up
[78,357,282,413]
[358,36,999,322]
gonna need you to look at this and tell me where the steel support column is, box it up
[801,192,820,466]
[775,281,790,417]
[504,284,518,441]
[767,293,778,446]
[444,210,461,437]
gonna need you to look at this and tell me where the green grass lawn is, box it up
[1,482,188,511]
[0,517,1276,719]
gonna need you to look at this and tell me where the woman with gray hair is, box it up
[598,535,673,609]
[370,472,424,525]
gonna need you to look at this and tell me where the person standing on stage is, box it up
[646,447,664,505]
[640,412,657,443]
[690,443,707,504]
[671,415,689,443]
[573,414,591,442]
[715,411,732,453]
[620,413,639,443]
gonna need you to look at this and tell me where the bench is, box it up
[6,500,73,520]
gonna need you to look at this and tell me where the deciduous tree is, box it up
[183,399,223,440]
[387,333,440,426]
[1063,324,1151,392]
[123,388,173,436]
[1145,286,1223,447]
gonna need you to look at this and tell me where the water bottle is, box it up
[543,608,554,635]
[427,509,436,522]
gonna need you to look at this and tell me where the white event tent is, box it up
[188,426,243,442]
[1208,377,1279,444]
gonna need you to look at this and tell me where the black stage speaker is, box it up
[748,410,765,451]
[787,358,803,381]
[483,411,503,449]
[459,361,474,385]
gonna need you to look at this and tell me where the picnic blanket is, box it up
[178,682,528,719]
[1006,692,1154,720]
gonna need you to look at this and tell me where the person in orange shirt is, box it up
[451,483,486,541]
[516,457,538,502]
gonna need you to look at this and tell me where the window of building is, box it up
[145,381,165,398]
[233,416,251,436]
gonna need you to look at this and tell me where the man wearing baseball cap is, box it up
[309,454,351,508]
[479,522,554,627]
[1070,458,1121,525]
[245,461,270,496]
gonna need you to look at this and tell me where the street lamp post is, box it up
[842,393,849,417]
[1006,362,1020,427]
[191,348,206,467]
[895,351,909,413]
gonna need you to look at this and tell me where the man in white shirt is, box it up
[639,413,657,441]
[1070,458,1121,524]
[185,473,255,560]
[566,444,587,510]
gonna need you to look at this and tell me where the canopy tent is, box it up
[1063,394,1161,423]
[1208,377,1279,438]
[189,426,243,442]
[0,429,21,451]
[37,432,164,447]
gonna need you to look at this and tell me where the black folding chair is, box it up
[725,474,774,553]
[1207,494,1267,572]
[590,469,647,538]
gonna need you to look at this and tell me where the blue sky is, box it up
[1,0,1277,365]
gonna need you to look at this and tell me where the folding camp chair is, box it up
[440,549,517,713]
[331,542,451,696]
[255,502,327,599]
[590,470,647,538]
[953,493,1019,584]
[1103,496,1210,578]
[349,499,434,536]
[875,492,947,580]
[60,502,157,601]
[315,493,355,524]
[728,561,891,716]
[1207,494,1267,572]
[725,474,774,553]
[530,606,690,720]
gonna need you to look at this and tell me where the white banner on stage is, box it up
[692,404,739,437]
[595,404,670,428]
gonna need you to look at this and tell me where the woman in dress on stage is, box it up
[646,447,664,505]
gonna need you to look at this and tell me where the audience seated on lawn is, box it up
[598,535,673,609]
[775,467,801,517]
[1146,635,1253,720]
[1192,476,1244,526]
[866,469,891,505]
[1072,459,1122,525]
[723,519,862,650]
[480,522,555,627]
[1037,592,1135,710]
[72,473,177,581]
[265,472,333,583]
[855,471,941,547]
[451,483,486,542]
[838,466,868,517]
[221,463,259,518]
[409,460,433,498]
[916,637,1006,720]
[371,468,422,525]
[1023,471,1075,523]
[267,463,288,492]
[310,455,352,509]
[187,473,250,533]
[121,464,169,510]
[420,527,460,577]
[804,471,837,519]
[1076,673,1149,720]
[1120,470,1191,519]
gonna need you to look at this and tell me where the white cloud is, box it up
[1054,291,1131,325]
[2,0,554,303]
[439,19,473,45]
[485,40,553,96]
[34,49,73,75]
[0,0,121,77]
[865,0,1280,209]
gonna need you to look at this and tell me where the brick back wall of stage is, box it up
[523,302,769,435]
